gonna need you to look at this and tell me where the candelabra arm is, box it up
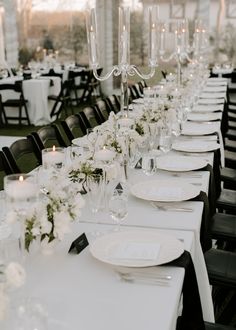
[129,65,156,80]
[160,53,175,63]
[92,65,120,82]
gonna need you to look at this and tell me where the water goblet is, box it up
[159,128,173,154]
[142,152,156,176]
[108,189,128,231]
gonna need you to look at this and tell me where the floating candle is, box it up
[94,148,116,162]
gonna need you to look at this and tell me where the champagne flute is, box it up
[109,189,128,231]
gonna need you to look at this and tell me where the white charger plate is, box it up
[156,156,207,172]
[90,229,184,267]
[130,179,199,202]
[187,112,222,122]
[182,123,218,136]
[193,104,224,113]
[200,92,225,99]
[198,98,225,105]
[172,141,220,153]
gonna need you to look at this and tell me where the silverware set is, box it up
[150,202,193,213]
[116,270,172,286]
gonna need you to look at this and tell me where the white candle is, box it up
[90,27,97,65]
[151,24,157,61]
[160,29,165,53]
[5,176,37,200]
[94,148,116,162]
[117,117,134,129]
[42,146,65,169]
[121,28,128,64]
[43,49,46,60]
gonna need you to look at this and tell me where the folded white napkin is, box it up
[113,242,161,260]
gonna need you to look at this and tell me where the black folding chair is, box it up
[61,114,87,142]
[49,79,74,119]
[0,82,30,125]
[2,136,41,173]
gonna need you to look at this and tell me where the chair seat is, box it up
[228,120,236,129]
[205,249,236,289]
[225,129,236,141]
[211,213,236,241]
[225,138,236,152]
[4,99,28,107]
[205,322,236,330]
[221,167,236,190]
[225,150,236,168]
[217,189,236,213]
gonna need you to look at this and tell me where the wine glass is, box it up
[159,127,173,154]
[142,153,156,176]
[109,189,128,231]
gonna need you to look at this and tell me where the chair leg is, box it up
[24,104,31,125]
[19,106,22,126]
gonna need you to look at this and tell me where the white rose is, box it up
[5,262,26,288]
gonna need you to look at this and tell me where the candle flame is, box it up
[182,28,185,33]
[90,25,94,32]
[162,28,165,32]
[52,145,56,152]
[103,146,106,150]
[19,175,24,182]
[152,23,155,29]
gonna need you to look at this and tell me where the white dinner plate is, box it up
[192,104,224,113]
[200,92,225,99]
[187,112,222,122]
[182,123,218,136]
[130,179,199,202]
[90,229,184,267]
[156,156,207,172]
[198,98,225,105]
[203,86,227,93]
[172,141,220,153]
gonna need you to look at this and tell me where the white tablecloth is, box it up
[0,76,61,126]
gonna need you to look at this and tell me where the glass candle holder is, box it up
[4,174,38,212]
[42,146,65,171]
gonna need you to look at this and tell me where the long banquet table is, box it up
[2,76,229,330]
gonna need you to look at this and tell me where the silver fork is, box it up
[150,202,193,212]
[117,272,171,286]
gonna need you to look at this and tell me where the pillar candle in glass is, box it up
[148,5,159,66]
[86,8,99,67]
[118,7,130,66]
[4,173,38,212]
[42,146,65,170]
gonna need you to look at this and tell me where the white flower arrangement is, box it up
[0,262,26,320]
[7,176,85,252]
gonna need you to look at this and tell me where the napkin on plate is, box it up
[112,242,161,260]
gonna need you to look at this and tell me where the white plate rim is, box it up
[130,179,199,202]
[90,229,184,267]
[172,141,220,153]
[156,156,207,172]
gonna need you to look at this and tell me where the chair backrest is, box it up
[105,95,120,114]
[2,136,41,174]
[94,99,110,121]
[81,106,101,128]
[31,125,68,155]
[0,151,13,190]
[61,114,86,141]
[134,83,143,98]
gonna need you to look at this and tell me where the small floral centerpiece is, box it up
[7,175,85,253]
[0,262,26,321]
